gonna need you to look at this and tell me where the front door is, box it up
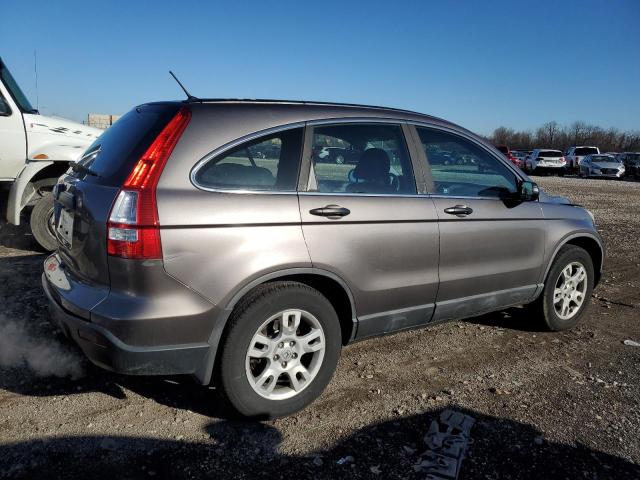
[414,126,546,322]
[298,122,440,339]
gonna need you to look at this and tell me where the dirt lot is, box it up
[1,176,639,479]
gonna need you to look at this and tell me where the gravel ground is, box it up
[1,176,639,479]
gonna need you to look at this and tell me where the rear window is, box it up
[575,147,598,155]
[626,154,640,163]
[538,151,562,157]
[77,104,180,187]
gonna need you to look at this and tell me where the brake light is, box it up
[560,156,566,163]
[107,107,191,259]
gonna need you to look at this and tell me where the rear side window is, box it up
[78,104,180,187]
[308,123,416,195]
[194,128,303,191]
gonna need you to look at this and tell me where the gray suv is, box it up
[43,100,603,418]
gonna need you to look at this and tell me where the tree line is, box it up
[488,121,640,153]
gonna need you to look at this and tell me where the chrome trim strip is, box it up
[299,191,424,198]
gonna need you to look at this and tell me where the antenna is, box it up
[34,50,39,111]
[169,70,198,102]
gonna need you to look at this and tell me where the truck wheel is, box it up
[30,193,57,251]
[218,281,342,419]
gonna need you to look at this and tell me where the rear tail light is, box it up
[560,156,566,163]
[107,107,191,259]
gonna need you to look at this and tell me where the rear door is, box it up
[298,122,440,339]
[51,104,180,312]
[413,126,545,322]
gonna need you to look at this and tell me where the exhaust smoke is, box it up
[0,316,84,379]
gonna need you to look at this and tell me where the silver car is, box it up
[579,154,625,178]
[43,99,604,418]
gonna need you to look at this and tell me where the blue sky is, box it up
[1,0,638,135]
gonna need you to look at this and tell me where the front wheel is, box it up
[218,281,342,418]
[30,193,57,251]
[530,245,594,331]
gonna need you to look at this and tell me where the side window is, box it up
[0,92,11,116]
[308,124,416,195]
[416,127,518,198]
[194,128,303,191]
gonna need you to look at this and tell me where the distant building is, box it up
[86,113,121,129]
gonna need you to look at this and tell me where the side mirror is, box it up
[519,180,539,201]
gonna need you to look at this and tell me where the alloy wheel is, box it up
[245,309,325,400]
[553,262,588,320]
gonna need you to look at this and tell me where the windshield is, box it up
[575,147,598,155]
[591,155,615,163]
[0,58,37,113]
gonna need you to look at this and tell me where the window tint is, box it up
[79,104,180,187]
[308,124,415,195]
[575,147,598,155]
[195,128,303,191]
[538,150,562,157]
[417,128,518,198]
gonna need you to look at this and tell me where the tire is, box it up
[218,281,342,419]
[529,245,594,331]
[30,193,57,251]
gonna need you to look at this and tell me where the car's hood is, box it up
[22,113,103,162]
[23,113,103,141]
[592,162,622,169]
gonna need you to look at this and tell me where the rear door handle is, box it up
[309,205,351,219]
[444,205,473,217]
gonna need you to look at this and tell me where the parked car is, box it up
[512,150,528,164]
[525,149,566,175]
[316,146,359,164]
[43,99,603,418]
[565,146,600,171]
[579,154,625,178]
[495,145,522,168]
[617,152,640,179]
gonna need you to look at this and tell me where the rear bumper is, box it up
[42,273,211,381]
[533,165,566,173]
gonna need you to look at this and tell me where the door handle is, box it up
[309,205,351,219]
[444,205,473,217]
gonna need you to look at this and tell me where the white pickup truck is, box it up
[0,57,102,250]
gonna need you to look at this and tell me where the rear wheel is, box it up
[530,245,594,331]
[30,193,57,251]
[218,281,342,418]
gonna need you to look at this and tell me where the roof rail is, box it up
[191,97,431,118]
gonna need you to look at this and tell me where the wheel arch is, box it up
[6,161,70,225]
[197,268,358,385]
[543,233,604,287]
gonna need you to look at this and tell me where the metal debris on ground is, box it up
[623,339,640,347]
[414,409,475,479]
